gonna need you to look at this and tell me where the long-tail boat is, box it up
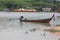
[20,14,54,23]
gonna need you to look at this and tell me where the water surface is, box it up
[0,12,52,32]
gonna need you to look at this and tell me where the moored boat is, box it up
[20,14,54,23]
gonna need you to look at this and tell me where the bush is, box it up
[59,39,60,40]
[0,7,4,11]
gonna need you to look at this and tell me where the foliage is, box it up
[0,7,4,11]
[0,0,60,11]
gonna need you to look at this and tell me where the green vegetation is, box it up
[0,7,4,11]
[44,29,60,32]
[59,39,60,40]
[0,0,60,11]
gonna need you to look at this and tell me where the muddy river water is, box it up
[0,12,60,40]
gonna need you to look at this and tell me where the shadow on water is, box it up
[26,22,51,27]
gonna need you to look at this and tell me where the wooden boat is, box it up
[20,14,54,23]
[20,18,51,23]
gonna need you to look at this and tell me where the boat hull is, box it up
[20,14,54,23]
[20,18,51,23]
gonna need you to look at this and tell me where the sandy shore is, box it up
[44,26,60,36]
[53,26,60,36]
[54,26,60,30]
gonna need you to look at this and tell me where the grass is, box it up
[56,25,60,26]
[59,39,60,40]
[44,29,60,32]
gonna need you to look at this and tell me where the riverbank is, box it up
[0,26,60,40]
[52,26,60,36]
[44,26,60,36]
